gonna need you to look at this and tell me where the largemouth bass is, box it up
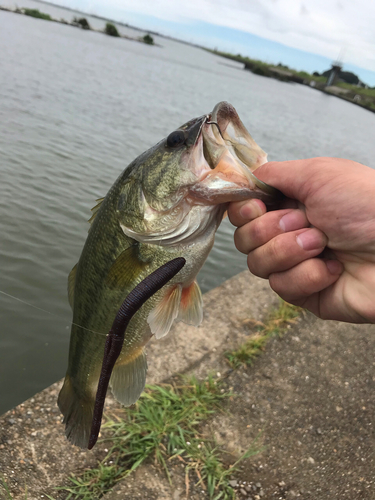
[58,101,280,448]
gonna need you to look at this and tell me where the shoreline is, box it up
[2,3,373,115]
[210,50,375,115]
[1,271,374,499]
[0,5,159,46]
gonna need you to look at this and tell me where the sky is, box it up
[51,0,375,85]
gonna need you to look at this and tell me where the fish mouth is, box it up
[190,102,282,204]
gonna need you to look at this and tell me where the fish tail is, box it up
[58,374,94,449]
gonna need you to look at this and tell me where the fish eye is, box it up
[166,130,186,148]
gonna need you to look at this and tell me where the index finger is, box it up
[228,199,266,227]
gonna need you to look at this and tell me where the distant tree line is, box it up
[23,8,51,20]
[21,9,156,45]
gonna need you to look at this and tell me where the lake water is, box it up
[0,1,374,414]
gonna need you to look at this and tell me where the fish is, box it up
[58,101,280,448]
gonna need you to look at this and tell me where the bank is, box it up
[0,5,156,46]
[209,50,375,115]
[1,271,374,499]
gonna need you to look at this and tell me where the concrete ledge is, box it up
[0,271,279,499]
[3,269,374,500]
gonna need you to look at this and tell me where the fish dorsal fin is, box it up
[177,280,203,327]
[67,264,77,309]
[110,348,148,406]
[88,197,105,225]
[105,245,149,289]
[147,285,182,339]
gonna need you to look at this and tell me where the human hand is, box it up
[228,158,375,323]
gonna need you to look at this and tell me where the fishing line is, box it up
[1,121,217,341]
[0,289,108,337]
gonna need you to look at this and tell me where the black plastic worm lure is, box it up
[88,257,186,450]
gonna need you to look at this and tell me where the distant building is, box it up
[326,62,342,86]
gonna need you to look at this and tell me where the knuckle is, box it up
[247,252,262,277]
[249,218,266,244]
[227,205,240,226]
[269,273,281,293]
[269,274,292,303]
[269,273,299,304]
[234,227,248,254]
[267,235,282,262]
[302,265,323,292]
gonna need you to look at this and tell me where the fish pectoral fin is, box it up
[109,348,148,406]
[177,281,203,326]
[105,245,149,289]
[147,285,182,339]
[67,264,77,309]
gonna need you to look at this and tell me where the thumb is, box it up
[255,159,318,203]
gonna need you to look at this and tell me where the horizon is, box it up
[38,0,375,87]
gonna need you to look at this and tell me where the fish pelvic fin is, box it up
[109,348,148,406]
[57,374,94,449]
[147,285,182,339]
[147,281,203,339]
[177,280,203,327]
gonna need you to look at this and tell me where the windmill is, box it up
[326,61,342,86]
[325,48,346,87]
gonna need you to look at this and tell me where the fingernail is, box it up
[296,229,326,251]
[239,200,263,220]
[279,211,303,232]
[326,260,343,275]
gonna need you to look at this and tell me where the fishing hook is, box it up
[88,257,186,450]
[206,120,224,139]
[193,115,224,146]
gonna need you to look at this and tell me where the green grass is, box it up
[181,440,259,499]
[336,82,375,97]
[23,8,52,20]
[0,476,29,500]
[0,476,13,499]
[226,301,301,369]
[58,376,259,499]
[3,303,300,499]
[292,71,326,83]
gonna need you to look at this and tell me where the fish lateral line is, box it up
[88,256,186,450]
